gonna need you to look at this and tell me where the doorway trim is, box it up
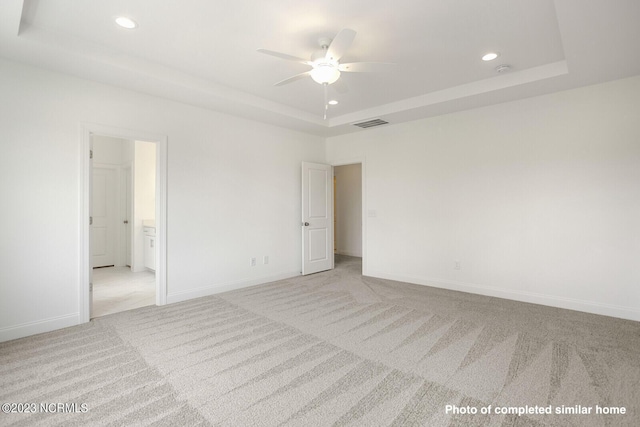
[331,158,367,276]
[80,123,168,323]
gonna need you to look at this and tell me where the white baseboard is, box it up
[166,271,300,305]
[367,270,640,322]
[0,313,80,343]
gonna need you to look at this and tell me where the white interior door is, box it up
[92,167,117,267]
[302,162,334,275]
[125,167,132,267]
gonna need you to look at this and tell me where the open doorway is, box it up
[80,123,167,324]
[333,163,363,273]
[91,135,157,317]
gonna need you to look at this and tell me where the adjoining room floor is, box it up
[92,266,155,318]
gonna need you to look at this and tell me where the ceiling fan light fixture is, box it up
[310,64,341,85]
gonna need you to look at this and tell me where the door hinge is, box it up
[90,216,93,225]
[90,149,93,159]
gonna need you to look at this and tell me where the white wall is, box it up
[334,164,362,257]
[1,56,638,343]
[0,58,324,341]
[326,76,640,321]
[132,141,156,272]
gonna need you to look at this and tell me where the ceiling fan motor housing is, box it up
[310,43,340,84]
[311,47,329,62]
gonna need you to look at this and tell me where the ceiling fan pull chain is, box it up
[323,83,328,120]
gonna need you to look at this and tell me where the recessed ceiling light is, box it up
[482,52,499,61]
[115,16,137,29]
[328,100,339,105]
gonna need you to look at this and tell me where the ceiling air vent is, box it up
[352,118,389,129]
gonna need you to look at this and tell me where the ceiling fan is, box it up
[257,28,394,119]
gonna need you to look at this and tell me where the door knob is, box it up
[124,220,129,224]
[303,222,310,226]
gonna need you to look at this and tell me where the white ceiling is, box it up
[1,0,639,136]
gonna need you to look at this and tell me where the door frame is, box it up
[331,158,367,276]
[79,123,168,323]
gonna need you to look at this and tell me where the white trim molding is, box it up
[166,272,301,305]
[0,313,79,343]
[367,270,640,322]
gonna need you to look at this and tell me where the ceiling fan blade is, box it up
[339,62,395,73]
[325,28,356,61]
[274,71,311,86]
[257,49,312,65]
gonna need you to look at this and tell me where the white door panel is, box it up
[302,162,333,275]
[92,228,107,256]
[125,167,132,267]
[92,167,117,267]
[309,169,329,218]
[89,144,93,319]
[308,229,329,261]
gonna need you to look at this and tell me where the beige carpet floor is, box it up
[1,255,639,426]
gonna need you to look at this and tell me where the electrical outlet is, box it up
[263,256,269,265]
[454,260,461,270]
[250,257,256,267]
